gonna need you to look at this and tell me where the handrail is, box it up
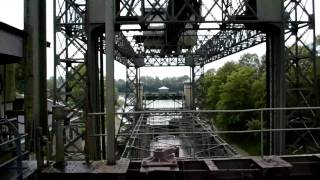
[88,106,320,115]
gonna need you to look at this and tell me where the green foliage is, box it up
[251,73,266,108]
[246,119,261,131]
[47,64,120,108]
[198,54,266,145]
[216,66,257,130]
[196,53,271,155]
[198,62,239,110]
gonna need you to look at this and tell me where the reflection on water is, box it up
[145,100,183,109]
[118,94,183,110]
[145,100,186,158]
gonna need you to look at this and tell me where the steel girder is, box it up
[117,31,265,67]
[115,0,257,25]
[114,0,266,67]
[193,29,266,65]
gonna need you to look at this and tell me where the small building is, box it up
[158,86,169,93]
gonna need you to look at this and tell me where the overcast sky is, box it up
[0,0,319,80]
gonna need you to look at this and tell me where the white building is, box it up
[158,86,169,93]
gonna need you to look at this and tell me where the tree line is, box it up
[115,75,190,93]
[196,34,320,154]
[198,54,266,130]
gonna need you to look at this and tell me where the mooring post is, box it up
[53,106,67,168]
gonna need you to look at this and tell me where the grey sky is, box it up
[0,0,319,80]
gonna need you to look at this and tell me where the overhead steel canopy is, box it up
[87,0,283,67]
[0,22,26,64]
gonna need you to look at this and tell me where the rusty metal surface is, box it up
[0,161,37,180]
[141,148,179,172]
[39,154,320,180]
[93,159,130,174]
[43,159,130,174]
[252,156,292,169]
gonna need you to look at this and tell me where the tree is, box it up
[215,66,257,130]
[239,53,260,69]
[251,73,266,108]
[197,54,267,132]
[123,75,190,93]
[198,62,239,110]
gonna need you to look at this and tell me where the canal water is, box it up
[145,99,183,109]
[119,95,188,158]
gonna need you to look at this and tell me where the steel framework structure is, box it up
[53,0,87,157]
[52,0,318,163]
[282,0,318,154]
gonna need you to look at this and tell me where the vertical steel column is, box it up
[138,81,144,110]
[105,0,116,164]
[99,35,106,159]
[86,28,100,160]
[191,65,204,110]
[24,0,48,167]
[190,67,195,109]
[266,26,286,155]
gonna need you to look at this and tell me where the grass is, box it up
[224,134,261,156]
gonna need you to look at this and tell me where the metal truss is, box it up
[115,32,138,65]
[193,29,266,65]
[124,66,139,115]
[115,0,265,67]
[120,112,238,160]
[282,0,318,153]
[116,0,257,25]
[116,65,139,155]
[53,0,87,157]
[118,31,264,67]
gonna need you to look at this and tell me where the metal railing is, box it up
[0,117,27,180]
[87,106,320,160]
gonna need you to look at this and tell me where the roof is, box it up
[158,86,169,90]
